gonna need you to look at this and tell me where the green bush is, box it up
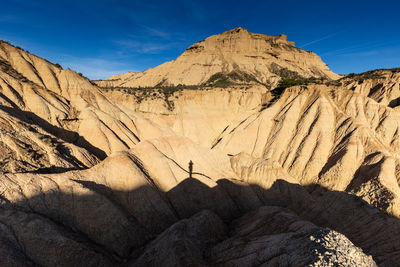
[277,77,306,89]
[204,70,264,88]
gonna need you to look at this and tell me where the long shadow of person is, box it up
[189,160,193,178]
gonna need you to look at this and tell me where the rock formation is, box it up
[0,28,399,266]
[95,27,339,88]
[0,40,171,164]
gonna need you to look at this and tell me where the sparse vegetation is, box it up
[324,80,343,87]
[262,78,303,108]
[276,76,330,89]
[65,68,92,81]
[204,70,269,88]
[339,68,400,84]
[269,63,301,79]
[344,72,385,83]
[204,70,262,88]
[261,76,339,111]
[277,77,306,89]
[101,84,205,111]
[102,72,262,110]
[101,70,269,110]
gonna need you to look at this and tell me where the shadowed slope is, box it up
[0,175,386,266]
[0,136,400,266]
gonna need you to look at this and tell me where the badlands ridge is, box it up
[0,27,399,266]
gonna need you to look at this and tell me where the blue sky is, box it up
[1,0,399,79]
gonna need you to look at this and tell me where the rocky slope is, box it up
[0,30,399,266]
[95,27,339,88]
[0,137,383,266]
[0,40,173,172]
[102,69,400,218]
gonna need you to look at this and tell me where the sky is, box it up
[0,0,399,79]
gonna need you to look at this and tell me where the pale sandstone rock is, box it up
[96,27,339,88]
[102,76,400,218]
[0,41,171,163]
[0,136,398,266]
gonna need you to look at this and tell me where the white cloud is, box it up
[60,57,136,80]
[321,40,400,56]
[299,31,345,48]
[142,26,171,40]
[114,39,177,54]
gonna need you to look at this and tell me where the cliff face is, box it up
[96,27,339,88]
[0,32,400,266]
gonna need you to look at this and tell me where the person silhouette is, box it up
[189,160,193,178]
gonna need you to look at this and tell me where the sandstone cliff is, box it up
[95,27,339,88]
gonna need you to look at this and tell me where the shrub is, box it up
[269,63,301,79]
[340,70,387,82]
[204,70,264,88]
[277,77,306,89]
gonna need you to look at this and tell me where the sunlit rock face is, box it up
[95,27,339,88]
[0,40,170,164]
[0,28,400,266]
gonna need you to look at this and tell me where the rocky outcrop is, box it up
[96,27,339,88]
[132,208,375,267]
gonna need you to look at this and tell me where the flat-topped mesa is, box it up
[185,27,295,54]
[96,27,339,88]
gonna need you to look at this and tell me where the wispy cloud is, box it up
[60,57,136,80]
[114,39,178,54]
[339,50,380,57]
[320,40,400,56]
[117,24,188,53]
[142,26,171,40]
[299,31,345,48]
